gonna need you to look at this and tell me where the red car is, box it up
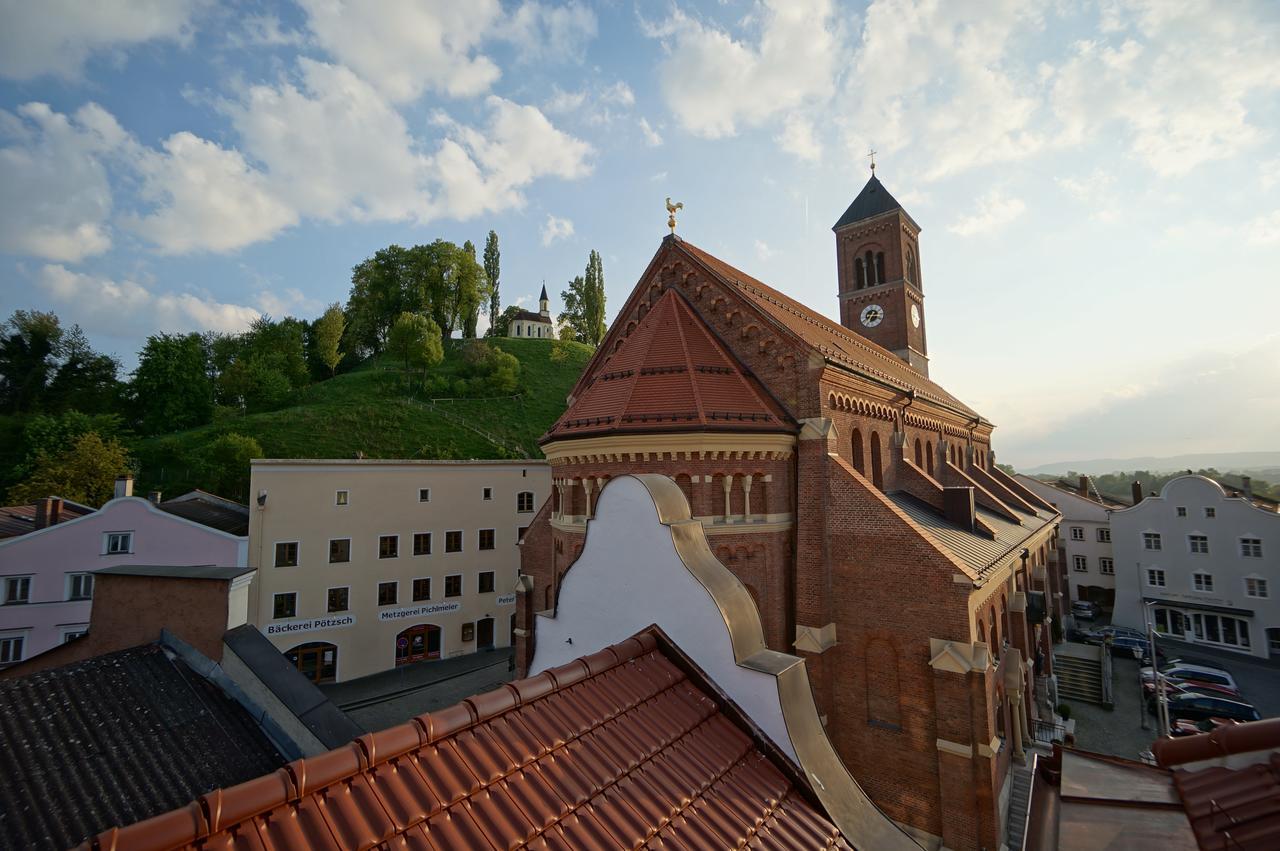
[1144,678,1241,701]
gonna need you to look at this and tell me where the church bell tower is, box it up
[833,167,929,376]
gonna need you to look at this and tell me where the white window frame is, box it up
[1192,571,1214,593]
[1244,576,1269,599]
[378,533,399,559]
[1204,507,1216,518]
[335,489,350,506]
[517,491,535,513]
[1176,506,1187,517]
[0,631,27,664]
[1188,534,1209,555]
[478,528,496,551]
[1143,532,1162,551]
[1099,557,1115,575]
[1072,555,1088,573]
[326,585,351,613]
[1070,527,1084,541]
[1146,568,1166,588]
[418,488,431,503]
[1096,528,1111,543]
[272,591,297,620]
[2,575,32,605]
[478,571,496,594]
[274,540,300,568]
[1241,537,1263,558]
[377,580,398,606]
[60,624,89,643]
[412,531,432,557]
[445,530,463,553]
[412,576,432,602]
[328,537,352,564]
[66,572,94,601]
[104,531,133,555]
[444,573,463,598]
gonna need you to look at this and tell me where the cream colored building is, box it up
[248,459,550,683]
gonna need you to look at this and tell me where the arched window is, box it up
[914,438,923,467]
[906,247,917,285]
[851,428,865,474]
[978,621,986,644]
[992,613,1000,649]
[870,432,883,490]
[854,257,866,289]
[875,252,886,284]
[864,250,875,284]
[926,441,934,477]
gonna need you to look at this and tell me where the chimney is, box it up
[34,497,53,529]
[944,486,976,532]
[1079,475,1089,498]
[148,490,162,504]
[1131,480,1143,505]
[1242,476,1253,500]
[114,475,134,499]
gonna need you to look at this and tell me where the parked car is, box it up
[1071,600,1100,621]
[1158,655,1226,670]
[1169,717,1241,737]
[1164,693,1260,724]
[1145,680,1243,713]
[1108,635,1166,660]
[1139,663,1238,694]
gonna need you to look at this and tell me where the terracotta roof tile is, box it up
[544,287,793,443]
[84,630,848,850]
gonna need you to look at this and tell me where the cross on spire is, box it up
[867,147,877,173]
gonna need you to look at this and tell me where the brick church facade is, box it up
[517,173,1062,850]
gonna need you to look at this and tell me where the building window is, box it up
[2,576,30,605]
[413,532,432,556]
[1245,577,1269,599]
[1189,535,1209,554]
[1143,532,1162,551]
[105,532,133,554]
[1099,557,1115,575]
[378,581,398,606]
[1070,527,1084,541]
[0,635,24,664]
[445,530,462,553]
[478,571,495,594]
[335,490,349,506]
[273,592,297,619]
[1073,555,1088,572]
[1241,538,1263,558]
[517,491,534,513]
[483,487,493,501]
[1096,528,1111,543]
[1146,568,1166,588]
[445,574,462,597]
[518,526,529,542]
[1193,572,1214,593]
[327,587,349,613]
[275,542,299,567]
[67,573,94,601]
[62,628,87,644]
[379,535,399,559]
[1176,507,1187,517]
[413,578,431,601]
[329,539,351,563]
[478,529,495,551]
[419,488,431,502]
[1204,507,1216,518]
[1192,613,1249,649]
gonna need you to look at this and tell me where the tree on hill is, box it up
[387,312,444,387]
[8,431,131,506]
[347,245,410,353]
[459,240,485,339]
[312,303,346,377]
[193,433,263,501]
[484,230,500,324]
[0,310,62,413]
[489,305,520,338]
[558,250,606,347]
[132,333,213,434]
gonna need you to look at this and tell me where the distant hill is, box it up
[1024,451,1280,477]
[132,337,592,498]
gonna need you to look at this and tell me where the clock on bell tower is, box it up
[832,167,929,376]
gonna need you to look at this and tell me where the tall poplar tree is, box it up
[558,250,607,347]
[483,230,500,323]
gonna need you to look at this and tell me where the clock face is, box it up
[910,304,921,328]
[860,304,884,328]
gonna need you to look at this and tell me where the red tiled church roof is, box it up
[544,287,793,443]
[674,239,982,420]
[84,629,851,851]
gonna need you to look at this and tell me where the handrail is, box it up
[1018,753,1039,851]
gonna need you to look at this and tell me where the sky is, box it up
[1,0,1278,468]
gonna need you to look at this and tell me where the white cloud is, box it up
[1055,169,1119,221]
[544,87,587,114]
[646,0,839,139]
[1263,159,1280,189]
[777,115,821,162]
[1246,211,1280,245]
[599,81,635,108]
[754,240,773,261]
[639,117,663,147]
[229,14,304,48]
[498,1,597,63]
[37,264,260,334]
[0,0,201,80]
[541,215,574,246]
[947,190,1026,236]
[298,0,503,102]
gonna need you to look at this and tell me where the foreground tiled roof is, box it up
[0,643,284,850]
[545,288,793,442]
[0,498,95,539]
[85,630,850,850]
[674,239,982,420]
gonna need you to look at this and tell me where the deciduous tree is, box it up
[312,303,346,377]
[484,230,500,322]
[131,333,214,434]
[7,431,132,507]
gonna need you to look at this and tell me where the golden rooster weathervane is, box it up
[666,197,683,235]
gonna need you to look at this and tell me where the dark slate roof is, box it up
[0,499,95,540]
[92,564,254,581]
[157,491,249,536]
[0,643,284,850]
[222,625,362,749]
[539,283,548,301]
[832,174,919,231]
[512,308,553,324]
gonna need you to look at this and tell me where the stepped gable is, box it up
[543,287,792,443]
[676,239,982,420]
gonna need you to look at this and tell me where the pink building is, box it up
[0,480,247,667]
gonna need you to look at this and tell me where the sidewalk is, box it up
[320,648,515,733]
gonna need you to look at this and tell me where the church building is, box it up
[508,284,556,338]
[517,171,1063,850]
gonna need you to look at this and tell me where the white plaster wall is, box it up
[530,476,798,762]
[1018,476,1117,603]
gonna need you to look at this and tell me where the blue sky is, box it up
[1,0,1277,468]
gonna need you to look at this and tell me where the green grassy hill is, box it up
[133,337,592,498]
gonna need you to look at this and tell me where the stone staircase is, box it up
[1053,643,1105,704]
[1005,762,1034,850]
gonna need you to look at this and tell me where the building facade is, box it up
[517,173,1062,850]
[1112,475,1279,658]
[1018,475,1125,611]
[248,459,550,683]
[508,285,556,339]
[0,484,247,668]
